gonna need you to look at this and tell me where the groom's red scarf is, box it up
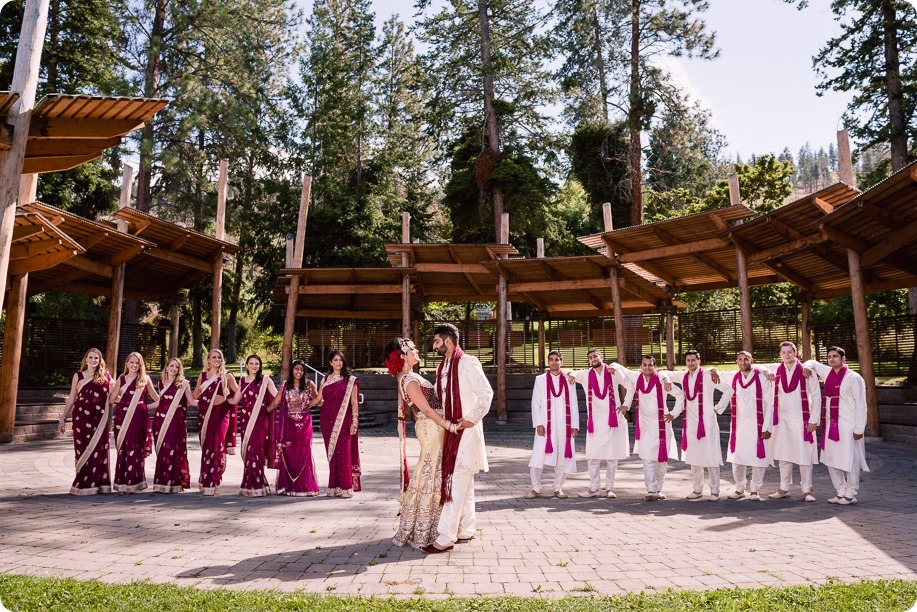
[436,346,465,505]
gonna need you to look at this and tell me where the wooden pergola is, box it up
[9,209,84,275]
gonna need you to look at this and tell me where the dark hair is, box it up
[287,359,307,390]
[641,355,656,364]
[548,350,562,360]
[684,349,701,360]
[433,323,460,346]
[245,354,264,381]
[384,337,406,358]
[327,349,352,379]
[587,348,602,357]
[780,341,798,352]
[827,345,846,358]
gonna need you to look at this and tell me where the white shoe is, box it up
[656,493,667,500]
[578,490,599,498]
[768,490,790,499]
[749,492,762,501]
[708,494,720,502]
[727,490,745,500]
[645,492,659,502]
[803,492,816,502]
[827,496,842,504]
[686,491,705,501]
[606,490,617,499]
[837,497,857,505]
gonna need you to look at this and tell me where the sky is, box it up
[297,0,865,160]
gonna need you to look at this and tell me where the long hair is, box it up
[245,354,264,381]
[207,348,229,396]
[121,352,149,388]
[326,349,352,380]
[287,359,307,391]
[161,358,187,389]
[80,347,107,386]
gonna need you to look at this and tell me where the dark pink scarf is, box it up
[635,373,668,463]
[681,368,706,451]
[545,373,573,459]
[587,367,618,433]
[774,362,814,444]
[730,370,766,459]
[820,366,846,450]
[435,346,465,504]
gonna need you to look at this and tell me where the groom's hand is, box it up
[459,419,474,430]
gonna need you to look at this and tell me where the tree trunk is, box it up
[591,2,608,123]
[478,0,504,237]
[136,0,168,213]
[628,0,642,226]
[226,248,243,363]
[191,127,205,366]
[46,0,59,91]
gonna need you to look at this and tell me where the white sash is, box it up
[155,381,186,455]
[115,377,144,452]
[240,377,270,462]
[197,374,222,445]
[74,373,110,473]
[76,371,96,394]
[326,376,358,462]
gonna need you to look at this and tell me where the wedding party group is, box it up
[527,342,868,508]
[58,347,362,499]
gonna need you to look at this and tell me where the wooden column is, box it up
[536,237,545,370]
[0,273,28,442]
[665,302,676,370]
[536,237,544,258]
[800,293,813,361]
[284,234,294,268]
[281,174,312,378]
[848,249,880,436]
[0,0,50,316]
[401,212,411,339]
[603,202,626,365]
[730,174,754,353]
[105,166,133,370]
[18,173,37,205]
[169,301,181,360]
[210,159,228,350]
[837,128,855,186]
[496,213,509,422]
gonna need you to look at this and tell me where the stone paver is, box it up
[0,424,915,598]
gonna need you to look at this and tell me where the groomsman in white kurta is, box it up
[614,356,683,501]
[526,350,579,499]
[567,349,634,499]
[763,341,821,502]
[804,346,869,505]
[662,350,733,502]
[711,351,774,501]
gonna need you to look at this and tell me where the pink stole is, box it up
[635,373,668,462]
[774,362,813,443]
[545,374,573,459]
[820,366,846,450]
[587,367,617,434]
[681,368,706,451]
[730,371,766,459]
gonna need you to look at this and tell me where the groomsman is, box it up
[567,349,634,499]
[614,356,683,501]
[662,350,733,501]
[526,351,579,499]
[805,346,869,505]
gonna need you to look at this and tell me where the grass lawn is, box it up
[0,575,914,611]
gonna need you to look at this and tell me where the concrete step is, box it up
[879,404,917,427]
[881,424,917,445]
[12,421,69,443]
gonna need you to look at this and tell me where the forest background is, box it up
[0,0,914,369]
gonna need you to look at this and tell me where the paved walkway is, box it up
[0,424,915,598]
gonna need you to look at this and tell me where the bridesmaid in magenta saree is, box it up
[317,350,361,498]
[111,352,158,494]
[233,354,277,497]
[58,348,113,495]
[151,358,196,493]
[267,359,320,496]
[193,349,238,496]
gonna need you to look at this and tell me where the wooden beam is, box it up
[508,278,609,293]
[653,225,734,281]
[708,213,729,232]
[861,218,917,268]
[295,309,402,320]
[281,174,311,378]
[600,234,629,255]
[66,254,113,278]
[766,216,806,240]
[847,249,880,436]
[129,219,152,236]
[618,237,729,263]
[7,248,77,275]
[748,233,829,264]
[22,151,103,174]
[12,224,43,241]
[29,117,144,139]
[861,200,906,228]
[769,261,815,292]
[9,237,60,259]
[413,263,490,274]
[514,290,550,312]
[167,234,190,250]
[25,135,120,156]
[109,244,144,266]
[837,128,855,185]
[811,197,833,215]
[75,230,108,251]
[145,247,212,273]
[617,276,660,306]
[446,244,485,296]
[0,273,28,441]
[296,284,406,295]
[820,224,872,253]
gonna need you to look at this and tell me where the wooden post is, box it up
[0,273,28,442]
[848,249,880,437]
[496,213,509,422]
[285,234,294,268]
[537,318,545,371]
[665,302,676,370]
[18,174,37,205]
[800,293,813,361]
[837,128,855,186]
[210,160,228,350]
[281,174,312,378]
[105,165,134,370]
[603,202,626,365]
[169,301,181,360]
[536,237,544,259]
[730,174,754,353]
[401,212,411,339]
[0,0,51,317]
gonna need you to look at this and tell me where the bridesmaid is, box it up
[232,354,277,497]
[193,348,239,496]
[111,352,158,494]
[58,348,113,495]
[267,359,320,496]
[151,358,196,493]
[316,350,361,498]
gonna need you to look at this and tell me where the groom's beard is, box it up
[435,345,447,356]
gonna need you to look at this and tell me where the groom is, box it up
[427,323,494,553]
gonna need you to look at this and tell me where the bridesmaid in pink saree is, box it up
[267,359,320,496]
[111,352,158,494]
[58,348,113,495]
[232,354,277,497]
[317,350,361,498]
[151,358,196,493]
[193,349,238,496]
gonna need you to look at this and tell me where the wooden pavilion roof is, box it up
[728,183,861,297]
[275,267,416,319]
[577,205,773,292]
[8,209,84,276]
[0,93,169,174]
